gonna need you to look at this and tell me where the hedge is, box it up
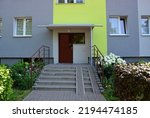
[0,65,13,100]
[115,63,150,101]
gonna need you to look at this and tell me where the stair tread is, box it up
[33,85,76,89]
[36,80,75,83]
[39,75,76,78]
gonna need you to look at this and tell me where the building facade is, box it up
[1,0,150,65]
[0,0,107,65]
[106,0,150,62]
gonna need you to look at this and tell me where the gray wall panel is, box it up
[106,0,139,56]
[0,0,53,57]
[138,0,150,56]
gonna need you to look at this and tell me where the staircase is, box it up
[32,64,99,94]
[33,65,76,92]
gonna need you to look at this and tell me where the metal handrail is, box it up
[92,45,105,81]
[29,45,50,87]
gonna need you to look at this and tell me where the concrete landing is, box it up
[24,64,105,101]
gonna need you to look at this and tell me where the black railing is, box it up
[29,45,50,87]
[92,45,105,81]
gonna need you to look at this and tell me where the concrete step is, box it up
[33,85,76,92]
[43,69,76,72]
[41,71,76,76]
[44,67,76,70]
[35,81,76,86]
[84,82,91,86]
[39,75,76,81]
[85,87,93,93]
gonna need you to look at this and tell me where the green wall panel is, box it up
[53,0,107,55]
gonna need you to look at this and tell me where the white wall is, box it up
[53,27,91,64]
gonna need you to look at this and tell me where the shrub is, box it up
[104,53,126,66]
[115,63,150,101]
[0,65,13,100]
[11,61,44,90]
[103,53,126,79]
[11,62,31,90]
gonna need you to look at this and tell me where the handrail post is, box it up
[48,47,50,64]
[43,47,45,64]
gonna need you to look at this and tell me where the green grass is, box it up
[9,89,31,101]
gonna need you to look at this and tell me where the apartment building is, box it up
[107,0,150,62]
[0,0,107,65]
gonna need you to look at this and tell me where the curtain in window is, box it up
[16,19,23,35]
[26,19,32,35]
[141,18,149,34]
[109,18,119,34]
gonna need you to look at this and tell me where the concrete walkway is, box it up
[24,64,105,101]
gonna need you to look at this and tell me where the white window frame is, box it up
[141,16,150,35]
[0,18,2,37]
[57,0,84,4]
[109,16,128,35]
[13,17,32,37]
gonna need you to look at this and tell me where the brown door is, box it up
[59,33,73,63]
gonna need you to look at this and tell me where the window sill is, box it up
[141,34,150,37]
[109,34,129,37]
[13,35,32,38]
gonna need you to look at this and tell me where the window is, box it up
[72,33,85,44]
[0,18,2,37]
[109,16,127,35]
[58,0,83,3]
[141,16,150,35]
[14,17,32,36]
[58,0,65,3]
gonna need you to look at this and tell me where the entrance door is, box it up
[59,33,73,63]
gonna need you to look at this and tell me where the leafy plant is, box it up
[11,61,44,90]
[0,65,13,100]
[115,63,150,101]
[11,62,31,90]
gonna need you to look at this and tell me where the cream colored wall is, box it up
[53,28,90,64]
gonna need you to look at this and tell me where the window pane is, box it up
[0,19,2,36]
[16,19,23,35]
[67,0,74,3]
[76,0,83,3]
[58,0,65,3]
[141,18,149,34]
[120,18,127,34]
[109,18,119,34]
[72,33,85,44]
[26,19,32,35]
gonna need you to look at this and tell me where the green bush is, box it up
[11,62,31,90]
[11,61,44,90]
[0,65,13,100]
[115,63,150,101]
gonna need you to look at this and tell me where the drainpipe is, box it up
[90,27,93,65]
